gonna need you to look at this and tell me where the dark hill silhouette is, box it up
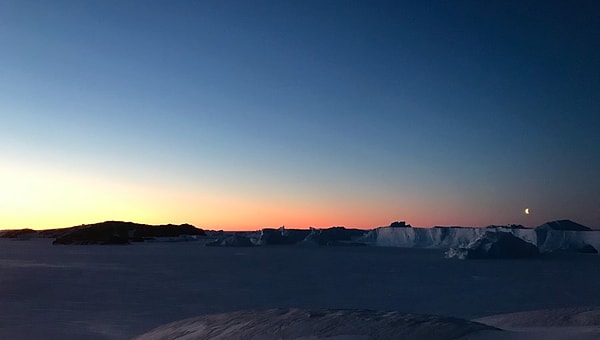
[0,228,37,239]
[52,221,205,245]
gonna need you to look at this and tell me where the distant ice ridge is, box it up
[536,229,600,253]
[362,220,599,254]
[199,220,599,254]
[361,226,537,249]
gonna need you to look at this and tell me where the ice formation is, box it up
[363,220,600,254]
[445,231,539,259]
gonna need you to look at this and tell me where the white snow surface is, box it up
[135,307,600,340]
[365,226,600,252]
[476,306,600,328]
[1,239,599,339]
[134,308,498,340]
[470,307,600,340]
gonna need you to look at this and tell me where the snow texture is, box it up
[471,307,600,340]
[476,306,600,328]
[134,308,499,340]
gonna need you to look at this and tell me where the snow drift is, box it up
[476,306,600,328]
[134,308,499,340]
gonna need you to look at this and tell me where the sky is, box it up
[1,0,599,230]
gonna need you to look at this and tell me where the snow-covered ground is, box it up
[0,239,598,339]
[135,307,600,340]
[134,308,499,339]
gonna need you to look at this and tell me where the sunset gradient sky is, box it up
[1,1,599,230]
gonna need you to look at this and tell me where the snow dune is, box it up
[470,307,600,340]
[135,307,600,340]
[476,306,600,328]
[134,308,499,340]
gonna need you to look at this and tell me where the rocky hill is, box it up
[51,221,205,245]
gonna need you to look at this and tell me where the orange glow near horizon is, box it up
[1,159,554,231]
[0,161,412,230]
[0,159,391,230]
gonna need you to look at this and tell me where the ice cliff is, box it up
[362,220,599,253]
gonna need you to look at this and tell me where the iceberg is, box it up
[365,220,599,254]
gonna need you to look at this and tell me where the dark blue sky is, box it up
[1,1,599,229]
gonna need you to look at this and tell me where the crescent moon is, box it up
[525,208,530,215]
